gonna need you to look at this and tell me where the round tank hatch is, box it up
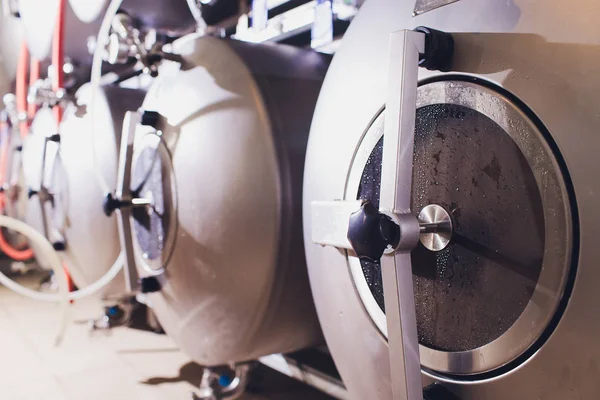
[131,132,177,275]
[345,79,573,376]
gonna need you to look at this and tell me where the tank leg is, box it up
[193,363,252,400]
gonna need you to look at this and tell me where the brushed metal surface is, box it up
[58,84,144,297]
[303,0,599,398]
[68,0,108,22]
[346,80,571,377]
[0,5,24,92]
[18,0,101,63]
[127,34,329,366]
[118,0,197,34]
[18,0,195,63]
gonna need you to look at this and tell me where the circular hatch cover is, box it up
[346,79,573,376]
[131,132,177,275]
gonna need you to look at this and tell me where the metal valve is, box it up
[27,79,72,108]
[105,13,173,78]
[346,201,453,262]
[347,201,400,262]
[102,110,160,217]
[102,192,151,217]
[106,32,132,64]
[2,93,26,127]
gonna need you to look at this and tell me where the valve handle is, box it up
[139,276,161,293]
[347,201,400,262]
[102,192,122,217]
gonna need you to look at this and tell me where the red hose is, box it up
[0,125,33,261]
[2,42,40,261]
[52,0,66,125]
[28,58,41,120]
[64,262,74,294]
[16,43,29,139]
[0,198,34,261]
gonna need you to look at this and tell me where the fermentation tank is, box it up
[18,0,196,64]
[104,33,330,365]
[21,84,144,296]
[0,7,23,92]
[17,0,102,62]
[68,0,198,34]
[58,84,144,295]
[14,0,197,292]
[303,0,599,398]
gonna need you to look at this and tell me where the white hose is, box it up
[0,253,124,301]
[0,213,126,346]
[0,215,68,345]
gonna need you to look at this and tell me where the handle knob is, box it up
[140,110,161,128]
[102,192,122,217]
[347,201,400,262]
[139,276,161,293]
[103,192,152,217]
[47,133,61,143]
[52,241,66,251]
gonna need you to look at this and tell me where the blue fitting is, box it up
[218,374,233,387]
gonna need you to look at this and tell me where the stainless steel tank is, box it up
[57,84,144,295]
[0,4,25,92]
[18,0,197,77]
[18,0,101,62]
[113,33,329,365]
[303,0,599,398]
[68,0,197,34]
[21,84,144,296]
[67,0,107,23]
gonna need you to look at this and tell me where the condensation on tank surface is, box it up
[357,104,545,352]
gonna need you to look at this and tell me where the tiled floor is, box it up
[0,271,333,400]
